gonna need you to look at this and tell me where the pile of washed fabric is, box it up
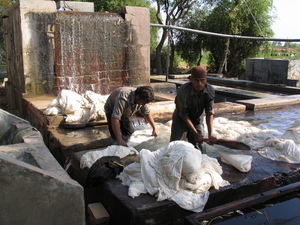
[43,89,108,124]
[80,140,230,212]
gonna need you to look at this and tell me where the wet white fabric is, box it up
[126,124,156,147]
[118,141,230,212]
[80,145,139,169]
[281,119,300,144]
[206,117,300,164]
[43,89,108,124]
[258,137,300,164]
[127,123,171,148]
[218,149,252,172]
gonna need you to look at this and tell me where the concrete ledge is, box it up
[48,125,113,166]
[148,101,175,122]
[237,94,300,110]
[214,102,246,115]
[150,82,177,93]
[214,85,275,99]
[0,154,85,225]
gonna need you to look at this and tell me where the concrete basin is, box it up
[0,108,86,225]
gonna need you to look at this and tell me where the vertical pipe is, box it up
[166,27,170,82]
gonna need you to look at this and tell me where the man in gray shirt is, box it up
[104,86,158,146]
[170,66,217,151]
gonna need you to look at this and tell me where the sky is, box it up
[272,0,300,39]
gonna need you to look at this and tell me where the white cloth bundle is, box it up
[218,149,252,172]
[119,141,230,212]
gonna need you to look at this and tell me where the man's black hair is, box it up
[135,86,155,103]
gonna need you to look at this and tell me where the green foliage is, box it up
[175,8,207,68]
[150,46,182,74]
[176,0,274,77]
[0,0,15,61]
[0,0,14,8]
[76,0,150,12]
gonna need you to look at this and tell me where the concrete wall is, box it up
[245,58,300,86]
[0,108,85,225]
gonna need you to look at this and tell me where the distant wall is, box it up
[245,58,300,87]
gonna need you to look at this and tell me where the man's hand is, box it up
[117,139,128,147]
[193,133,204,144]
[151,129,158,137]
[203,136,218,145]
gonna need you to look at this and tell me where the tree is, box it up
[153,0,198,75]
[0,0,15,63]
[75,0,150,12]
[175,7,207,68]
[176,0,274,77]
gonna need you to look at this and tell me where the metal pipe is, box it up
[151,24,300,42]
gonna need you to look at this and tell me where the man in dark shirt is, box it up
[170,66,217,151]
[104,86,158,146]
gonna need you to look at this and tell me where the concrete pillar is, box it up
[123,6,151,87]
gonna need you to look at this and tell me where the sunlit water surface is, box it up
[129,105,300,156]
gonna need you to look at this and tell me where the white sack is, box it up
[218,150,252,172]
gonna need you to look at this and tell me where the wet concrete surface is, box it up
[48,125,112,166]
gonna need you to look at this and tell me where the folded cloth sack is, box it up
[218,149,252,172]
